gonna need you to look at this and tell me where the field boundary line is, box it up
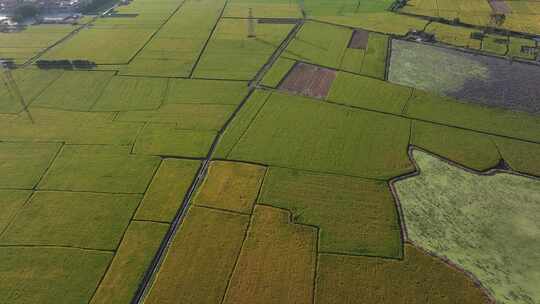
[307,18,400,39]
[131,17,305,301]
[329,98,540,144]
[274,60,299,89]
[130,87,257,303]
[318,251,403,261]
[274,81,540,145]
[89,157,162,303]
[261,80,540,145]
[216,166,267,303]
[192,204,251,217]
[187,0,230,78]
[33,142,65,191]
[34,189,146,196]
[126,0,190,64]
[250,19,305,88]
[225,21,304,156]
[383,35,393,81]
[224,92,272,159]
[222,16,301,21]
[21,4,119,67]
[132,219,171,225]
[409,240,496,303]
[0,191,35,238]
[21,70,66,110]
[87,72,116,111]
[0,244,116,253]
[8,69,66,114]
[218,204,254,304]
[214,157,391,182]
[393,9,540,40]
[395,37,540,68]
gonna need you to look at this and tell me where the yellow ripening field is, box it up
[193,161,266,214]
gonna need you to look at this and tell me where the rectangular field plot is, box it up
[165,79,249,105]
[144,206,249,304]
[121,0,227,77]
[135,159,201,222]
[260,167,403,257]
[222,205,317,304]
[261,57,296,88]
[507,37,537,60]
[193,19,295,80]
[31,71,114,111]
[424,22,481,49]
[214,90,271,158]
[284,22,388,78]
[0,191,141,250]
[43,28,154,64]
[224,0,302,18]
[0,142,62,189]
[117,103,236,130]
[405,89,540,143]
[400,0,492,26]
[389,39,540,114]
[278,62,336,99]
[0,110,142,145]
[412,121,501,171]
[314,12,428,36]
[227,92,413,179]
[359,32,388,79]
[91,76,168,111]
[133,123,216,158]
[193,161,266,214]
[284,21,351,69]
[0,24,74,64]
[494,138,540,176]
[90,221,168,304]
[0,69,63,114]
[0,247,112,304]
[304,0,394,16]
[327,71,411,114]
[481,34,509,55]
[315,244,491,304]
[0,190,32,232]
[38,145,160,193]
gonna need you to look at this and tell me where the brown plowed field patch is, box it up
[348,29,370,49]
[279,63,336,99]
[489,0,511,14]
[258,18,298,24]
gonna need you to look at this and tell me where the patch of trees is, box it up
[0,60,16,69]
[12,4,40,23]
[35,60,97,70]
[81,0,120,14]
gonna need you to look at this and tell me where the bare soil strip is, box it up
[279,63,336,99]
[258,18,299,24]
[348,29,370,49]
[488,0,511,14]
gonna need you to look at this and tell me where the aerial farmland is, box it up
[0,0,539,303]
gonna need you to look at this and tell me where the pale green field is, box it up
[395,149,540,304]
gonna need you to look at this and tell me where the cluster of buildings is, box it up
[0,0,92,14]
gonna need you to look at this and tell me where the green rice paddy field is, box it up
[0,0,538,303]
